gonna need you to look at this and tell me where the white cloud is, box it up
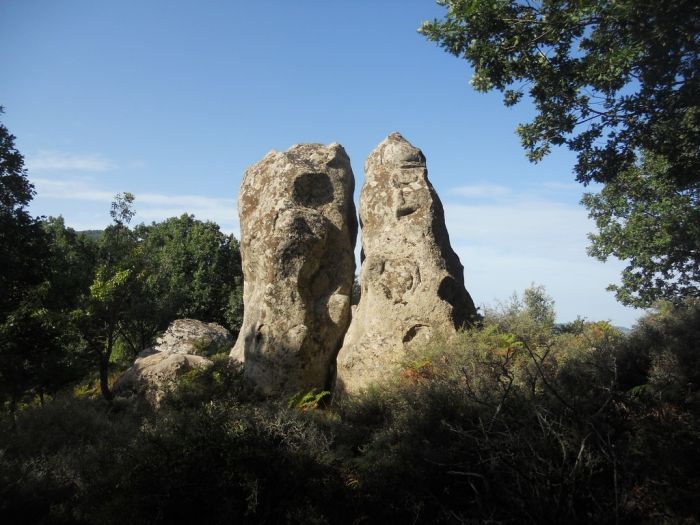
[444,200,589,260]
[442,188,640,326]
[29,176,639,325]
[136,198,238,234]
[33,177,114,201]
[31,177,239,235]
[27,151,116,172]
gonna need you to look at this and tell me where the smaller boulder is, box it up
[114,319,233,406]
[153,318,234,356]
[114,351,213,406]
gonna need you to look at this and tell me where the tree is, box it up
[420,0,700,305]
[110,191,135,227]
[12,218,97,404]
[74,201,245,400]
[135,214,243,338]
[0,107,34,212]
[582,153,700,306]
[0,112,97,412]
[41,216,96,313]
[0,108,51,413]
[0,107,46,317]
[78,193,140,400]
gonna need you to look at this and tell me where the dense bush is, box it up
[1,295,699,524]
[331,324,625,522]
[0,397,140,524]
[0,369,347,524]
[617,300,700,405]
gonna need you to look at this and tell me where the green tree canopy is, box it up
[0,108,47,412]
[583,153,700,306]
[135,214,243,336]
[0,107,34,213]
[0,107,46,316]
[77,193,141,400]
[420,0,700,306]
[0,113,96,410]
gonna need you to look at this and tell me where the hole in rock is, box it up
[403,324,429,343]
[293,172,334,207]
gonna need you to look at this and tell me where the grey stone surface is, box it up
[114,351,213,406]
[335,132,477,395]
[114,319,231,406]
[153,318,233,355]
[230,142,357,395]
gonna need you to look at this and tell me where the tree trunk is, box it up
[99,326,115,401]
[99,352,114,401]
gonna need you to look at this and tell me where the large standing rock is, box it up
[231,143,357,395]
[114,319,233,406]
[335,132,477,395]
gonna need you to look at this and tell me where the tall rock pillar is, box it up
[335,132,477,395]
[231,143,357,395]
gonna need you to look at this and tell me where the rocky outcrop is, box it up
[114,351,213,406]
[114,319,233,406]
[153,318,233,356]
[231,143,357,395]
[335,132,477,395]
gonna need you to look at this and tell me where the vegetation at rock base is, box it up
[2,290,699,524]
[420,0,700,306]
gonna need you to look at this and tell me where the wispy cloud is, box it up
[441,186,637,325]
[27,151,117,172]
[136,195,238,233]
[29,176,637,324]
[33,177,114,201]
[31,177,239,234]
[445,200,589,259]
[448,181,584,202]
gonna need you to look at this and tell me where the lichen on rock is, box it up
[114,319,232,406]
[231,142,357,395]
[335,132,477,395]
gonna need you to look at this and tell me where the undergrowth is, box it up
[1,296,699,524]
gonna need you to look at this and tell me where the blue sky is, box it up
[1,0,642,326]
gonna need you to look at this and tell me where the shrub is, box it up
[328,320,625,523]
[2,293,699,524]
[85,400,347,524]
[0,396,140,524]
[617,299,700,406]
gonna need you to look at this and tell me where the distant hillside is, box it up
[78,229,104,241]
[614,325,632,334]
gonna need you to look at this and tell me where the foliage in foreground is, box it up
[2,296,699,524]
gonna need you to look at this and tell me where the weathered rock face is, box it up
[154,318,233,356]
[114,319,233,406]
[335,132,477,395]
[230,143,357,395]
[114,351,213,406]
